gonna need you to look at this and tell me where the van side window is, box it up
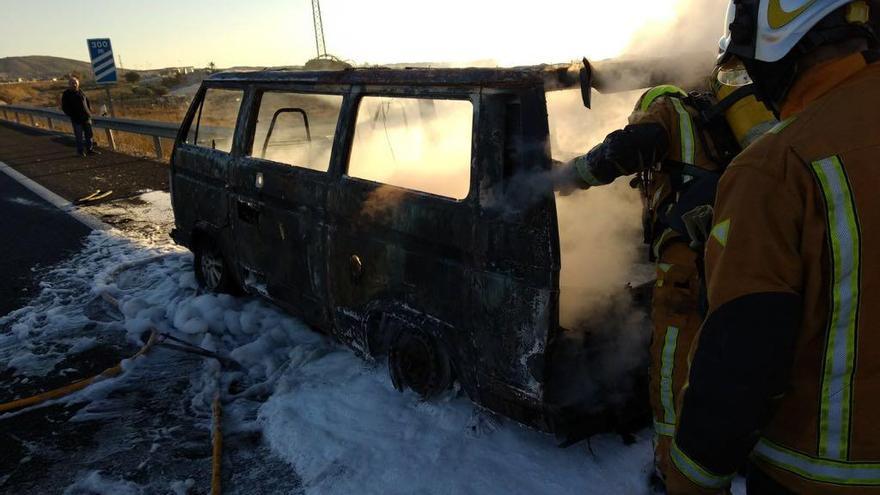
[185,88,243,153]
[248,92,343,172]
[348,97,472,200]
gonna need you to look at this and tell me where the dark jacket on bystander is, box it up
[61,89,91,124]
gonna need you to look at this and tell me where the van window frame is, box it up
[175,82,249,156]
[239,84,349,176]
[340,87,479,204]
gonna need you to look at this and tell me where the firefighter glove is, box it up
[551,159,590,196]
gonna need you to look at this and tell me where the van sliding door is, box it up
[234,88,345,328]
[326,92,479,353]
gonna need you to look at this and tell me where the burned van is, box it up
[169,66,651,441]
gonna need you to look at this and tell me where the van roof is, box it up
[206,65,581,91]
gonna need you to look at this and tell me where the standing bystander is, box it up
[60,77,99,157]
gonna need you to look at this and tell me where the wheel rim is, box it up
[200,250,223,290]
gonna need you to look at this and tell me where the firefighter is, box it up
[667,1,880,494]
[553,76,775,487]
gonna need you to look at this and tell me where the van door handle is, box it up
[350,254,364,282]
[237,200,260,224]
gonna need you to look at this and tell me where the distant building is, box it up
[162,66,195,76]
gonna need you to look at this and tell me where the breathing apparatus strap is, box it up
[700,85,758,124]
[662,159,721,181]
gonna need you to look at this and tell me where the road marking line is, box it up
[0,159,109,231]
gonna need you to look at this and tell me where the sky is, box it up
[0,0,716,70]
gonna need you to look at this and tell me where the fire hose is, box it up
[0,259,230,494]
[0,330,159,414]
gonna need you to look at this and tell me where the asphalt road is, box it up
[0,169,91,315]
[0,121,170,316]
[0,121,169,204]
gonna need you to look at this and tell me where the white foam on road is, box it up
[82,190,175,243]
[260,352,652,494]
[2,228,657,494]
[100,232,658,494]
[63,470,143,495]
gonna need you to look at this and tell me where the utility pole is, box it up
[117,55,125,115]
[312,0,327,58]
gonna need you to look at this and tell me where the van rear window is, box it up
[347,97,472,200]
[248,92,343,172]
[186,88,243,153]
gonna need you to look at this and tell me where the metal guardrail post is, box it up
[153,136,163,158]
[105,129,117,151]
[47,118,54,130]
[29,115,36,127]
[14,112,20,123]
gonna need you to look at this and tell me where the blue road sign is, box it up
[87,38,117,84]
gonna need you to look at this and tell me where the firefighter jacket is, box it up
[669,52,880,494]
[566,87,736,485]
[571,86,724,258]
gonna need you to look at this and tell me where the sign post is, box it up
[86,38,117,118]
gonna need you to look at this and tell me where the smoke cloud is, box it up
[548,89,648,329]
[551,0,731,327]
[623,0,730,60]
[543,1,732,411]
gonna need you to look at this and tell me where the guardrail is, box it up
[0,104,179,159]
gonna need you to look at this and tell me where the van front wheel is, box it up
[193,237,237,294]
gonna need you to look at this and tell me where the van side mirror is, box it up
[579,58,593,109]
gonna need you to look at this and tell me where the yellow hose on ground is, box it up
[3,275,228,493]
[211,390,223,495]
[0,330,158,414]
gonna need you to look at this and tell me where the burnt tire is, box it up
[193,236,237,294]
[389,329,452,399]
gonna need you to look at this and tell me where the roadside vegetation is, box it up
[0,73,203,160]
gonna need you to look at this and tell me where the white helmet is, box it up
[719,0,866,63]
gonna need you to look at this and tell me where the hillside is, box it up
[0,56,93,80]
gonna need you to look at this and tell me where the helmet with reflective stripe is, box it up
[719,1,868,63]
[718,1,874,114]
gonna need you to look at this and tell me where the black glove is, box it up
[576,123,670,186]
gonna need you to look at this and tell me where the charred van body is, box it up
[169,67,650,443]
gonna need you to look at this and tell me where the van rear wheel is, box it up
[193,236,237,294]
[389,329,452,399]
